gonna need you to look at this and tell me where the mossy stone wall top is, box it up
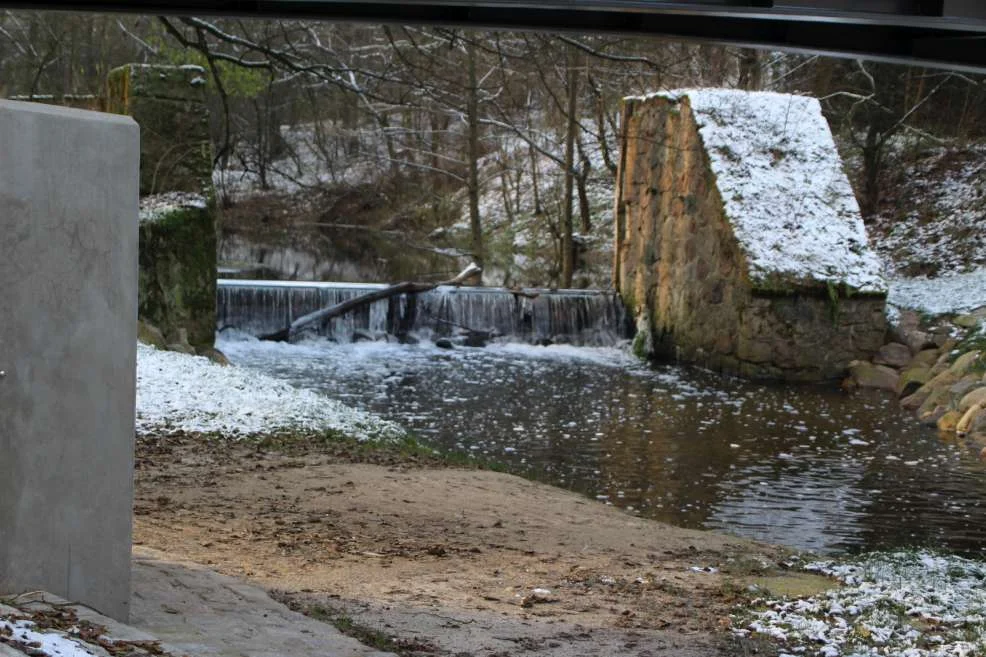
[107,64,212,196]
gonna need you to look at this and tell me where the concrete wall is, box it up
[0,99,139,620]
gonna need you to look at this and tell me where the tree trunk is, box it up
[737,48,763,90]
[560,45,578,288]
[466,42,484,279]
[860,123,883,220]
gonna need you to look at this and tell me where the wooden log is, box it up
[260,263,481,342]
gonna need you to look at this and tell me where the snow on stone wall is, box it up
[631,89,886,293]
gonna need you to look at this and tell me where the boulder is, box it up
[929,326,953,348]
[137,320,167,349]
[848,361,899,392]
[949,350,983,378]
[902,370,959,410]
[900,393,922,410]
[167,342,196,355]
[874,342,912,369]
[919,404,949,426]
[896,366,931,398]
[950,376,983,405]
[954,314,981,329]
[917,383,954,420]
[937,410,964,433]
[908,348,941,369]
[889,310,920,345]
[352,329,377,343]
[904,330,938,355]
[962,386,986,412]
[957,404,986,437]
[435,338,454,349]
[462,331,491,348]
[198,347,231,366]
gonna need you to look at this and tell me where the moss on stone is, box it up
[138,203,217,348]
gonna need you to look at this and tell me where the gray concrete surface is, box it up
[130,548,397,657]
[0,99,139,621]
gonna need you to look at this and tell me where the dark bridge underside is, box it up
[5,1,986,72]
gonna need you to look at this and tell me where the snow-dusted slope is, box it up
[634,89,886,293]
[873,144,986,277]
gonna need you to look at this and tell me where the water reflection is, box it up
[220,337,986,555]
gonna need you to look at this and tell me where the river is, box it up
[219,335,986,557]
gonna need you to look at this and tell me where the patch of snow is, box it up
[139,192,207,224]
[887,268,986,315]
[630,89,886,293]
[136,343,404,441]
[0,619,96,657]
[741,551,986,656]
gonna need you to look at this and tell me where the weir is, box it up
[217,279,632,346]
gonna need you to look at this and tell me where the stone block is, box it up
[0,99,138,620]
[107,64,212,196]
[874,342,912,368]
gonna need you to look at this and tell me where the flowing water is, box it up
[217,280,986,556]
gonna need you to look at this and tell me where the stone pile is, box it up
[847,307,986,444]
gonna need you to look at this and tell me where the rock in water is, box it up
[897,366,931,398]
[959,386,986,413]
[848,361,899,392]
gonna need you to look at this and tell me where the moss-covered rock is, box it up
[957,404,986,437]
[949,350,983,378]
[896,365,931,398]
[137,320,167,349]
[937,410,963,433]
[959,386,986,413]
[139,204,217,348]
[848,361,899,392]
[908,348,941,369]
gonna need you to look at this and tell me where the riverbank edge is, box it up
[845,306,986,449]
[133,430,817,657]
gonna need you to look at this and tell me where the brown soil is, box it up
[134,435,793,656]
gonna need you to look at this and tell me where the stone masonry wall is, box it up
[106,64,212,196]
[615,95,886,381]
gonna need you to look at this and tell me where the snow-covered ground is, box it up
[0,618,96,657]
[888,269,986,316]
[630,89,886,293]
[872,145,986,278]
[738,551,986,657]
[139,191,207,223]
[135,343,404,441]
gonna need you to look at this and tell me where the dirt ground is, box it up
[133,435,801,657]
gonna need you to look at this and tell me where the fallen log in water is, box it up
[259,263,481,342]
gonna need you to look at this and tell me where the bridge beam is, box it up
[0,1,984,72]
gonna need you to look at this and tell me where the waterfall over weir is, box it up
[217,279,633,346]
